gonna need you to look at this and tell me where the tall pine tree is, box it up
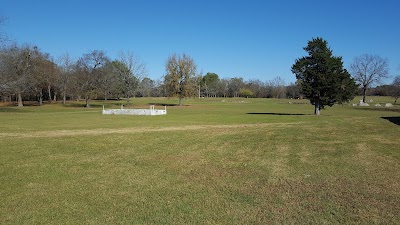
[291,38,357,115]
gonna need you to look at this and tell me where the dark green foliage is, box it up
[202,72,219,85]
[108,60,139,100]
[201,72,220,97]
[291,38,357,115]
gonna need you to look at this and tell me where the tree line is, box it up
[0,43,398,108]
[0,45,149,107]
[0,44,306,107]
[1,15,399,109]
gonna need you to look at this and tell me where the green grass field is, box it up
[0,97,399,224]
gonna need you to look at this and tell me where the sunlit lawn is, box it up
[0,97,399,224]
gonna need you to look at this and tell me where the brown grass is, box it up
[0,122,303,138]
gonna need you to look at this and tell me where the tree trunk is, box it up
[17,92,23,107]
[63,92,66,105]
[362,87,367,103]
[62,84,67,105]
[198,85,201,98]
[39,89,43,106]
[314,102,320,116]
[53,92,57,102]
[85,96,90,108]
[179,97,183,106]
[48,85,52,103]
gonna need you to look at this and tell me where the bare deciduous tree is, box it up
[246,79,264,98]
[30,47,58,104]
[73,50,109,107]
[117,51,147,104]
[217,78,229,98]
[57,52,74,104]
[270,76,286,98]
[350,54,389,103]
[0,44,33,106]
[228,77,244,98]
[0,16,8,45]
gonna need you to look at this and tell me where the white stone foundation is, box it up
[102,105,167,116]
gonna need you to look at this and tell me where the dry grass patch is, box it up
[0,122,302,138]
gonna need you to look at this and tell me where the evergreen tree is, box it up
[291,38,357,115]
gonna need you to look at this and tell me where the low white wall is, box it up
[102,108,167,116]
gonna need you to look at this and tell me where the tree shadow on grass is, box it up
[247,112,308,116]
[0,107,24,112]
[355,107,400,113]
[149,103,188,107]
[381,117,400,126]
[64,103,104,108]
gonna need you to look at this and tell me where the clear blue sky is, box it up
[1,0,399,84]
